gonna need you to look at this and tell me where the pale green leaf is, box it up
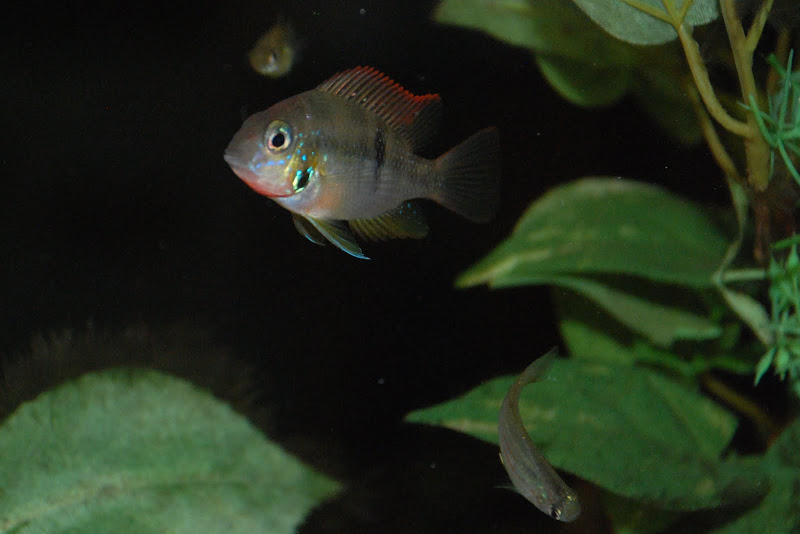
[0,369,340,533]
[572,0,719,45]
[457,177,729,288]
[407,358,743,509]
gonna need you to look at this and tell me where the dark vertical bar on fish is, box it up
[372,127,386,191]
[498,348,581,522]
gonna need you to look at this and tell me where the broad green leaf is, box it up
[549,276,721,346]
[407,358,741,508]
[457,177,729,289]
[432,0,640,66]
[432,0,639,107]
[0,369,340,533]
[602,492,680,534]
[536,54,632,107]
[557,290,694,373]
[711,419,800,533]
[432,1,705,142]
[572,0,719,45]
[559,313,638,366]
[556,289,752,376]
[634,57,703,145]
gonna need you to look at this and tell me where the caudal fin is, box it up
[431,127,501,223]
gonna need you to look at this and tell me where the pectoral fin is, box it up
[303,216,369,259]
[349,202,429,242]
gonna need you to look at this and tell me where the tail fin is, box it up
[431,127,501,223]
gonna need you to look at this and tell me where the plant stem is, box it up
[675,22,751,137]
[687,82,743,181]
[720,0,772,191]
[767,29,792,95]
[745,0,774,53]
[677,0,693,24]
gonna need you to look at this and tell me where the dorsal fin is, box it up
[316,66,442,150]
[349,201,429,242]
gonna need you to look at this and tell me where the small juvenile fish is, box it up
[224,66,501,259]
[498,348,581,522]
[248,18,298,78]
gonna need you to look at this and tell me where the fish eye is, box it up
[549,505,562,520]
[266,120,292,152]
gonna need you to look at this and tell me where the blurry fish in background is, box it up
[248,17,299,78]
[224,66,501,259]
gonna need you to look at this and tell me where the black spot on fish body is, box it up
[372,128,385,191]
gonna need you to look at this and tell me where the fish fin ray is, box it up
[316,66,441,149]
[292,214,326,246]
[349,202,429,242]
[304,216,370,259]
[431,127,501,223]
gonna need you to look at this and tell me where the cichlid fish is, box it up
[248,17,299,78]
[498,348,581,522]
[224,66,501,259]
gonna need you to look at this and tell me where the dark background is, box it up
[1,1,724,532]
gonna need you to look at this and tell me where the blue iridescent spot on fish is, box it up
[224,66,501,259]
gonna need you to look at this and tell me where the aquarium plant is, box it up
[409,1,800,532]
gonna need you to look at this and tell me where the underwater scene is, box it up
[2,0,800,532]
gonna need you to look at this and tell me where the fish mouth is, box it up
[223,151,294,198]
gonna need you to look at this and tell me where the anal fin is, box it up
[349,201,429,242]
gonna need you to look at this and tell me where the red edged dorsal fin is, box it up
[316,66,441,150]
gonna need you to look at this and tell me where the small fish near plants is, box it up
[408,1,800,532]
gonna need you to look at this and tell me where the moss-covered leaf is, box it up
[457,177,729,289]
[407,358,746,509]
[0,369,340,533]
[572,0,719,45]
